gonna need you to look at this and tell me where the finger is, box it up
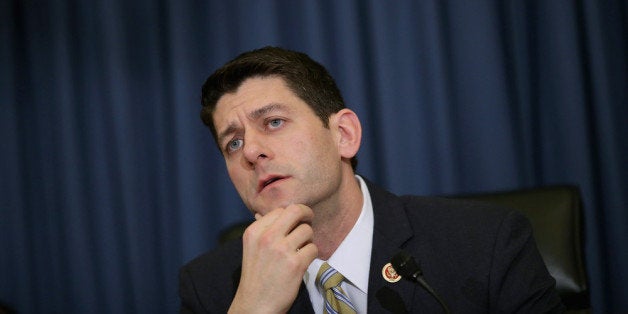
[249,207,284,231]
[286,223,314,250]
[242,209,284,245]
[296,242,318,263]
[290,204,315,222]
[274,204,314,235]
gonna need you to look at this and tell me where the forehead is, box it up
[215,77,300,119]
[212,76,313,136]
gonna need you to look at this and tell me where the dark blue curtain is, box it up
[2,0,626,313]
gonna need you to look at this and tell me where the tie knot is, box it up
[317,262,346,290]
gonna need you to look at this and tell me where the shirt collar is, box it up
[305,175,374,293]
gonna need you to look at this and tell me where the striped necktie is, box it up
[316,262,357,314]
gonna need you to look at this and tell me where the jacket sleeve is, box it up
[179,266,206,314]
[489,211,565,313]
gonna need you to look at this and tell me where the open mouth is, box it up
[259,176,287,192]
[264,177,281,186]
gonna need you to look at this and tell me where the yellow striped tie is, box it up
[316,262,357,314]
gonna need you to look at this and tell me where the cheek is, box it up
[226,165,247,189]
[307,132,337,158]
[291,137,322,162]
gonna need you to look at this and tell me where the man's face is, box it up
[212,76,344,215]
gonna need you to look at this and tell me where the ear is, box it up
[331,109,362,159]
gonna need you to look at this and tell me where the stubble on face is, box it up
[213,76,344,217]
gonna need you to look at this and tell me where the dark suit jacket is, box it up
[179,180,564,313]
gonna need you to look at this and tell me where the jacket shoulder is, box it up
[179,240,242,312]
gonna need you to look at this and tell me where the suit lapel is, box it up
[293,179,418,314]
[365,180,419,313]
[229,179,420,313]
[288,283,315,313]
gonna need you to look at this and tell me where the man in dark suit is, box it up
[179,46,564,313]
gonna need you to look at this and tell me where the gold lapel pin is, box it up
[382,262,401,283]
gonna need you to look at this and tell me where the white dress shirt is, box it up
[304,175,374,313]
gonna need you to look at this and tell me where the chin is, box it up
[256,198,300,214]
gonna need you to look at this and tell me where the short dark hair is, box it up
[201,46,357,169]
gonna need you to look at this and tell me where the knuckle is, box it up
[241,225,256,243]
[284,255,302,271]
[285,204,300,215]
[258,231,275,247]
[303,225,314,237]
[294,223,312,235]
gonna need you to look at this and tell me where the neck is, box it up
[311,171,363,260]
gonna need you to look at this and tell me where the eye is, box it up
[226,139,243,153]
[267,118,284,129]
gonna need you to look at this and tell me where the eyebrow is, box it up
[248,103,288,120]
[217,123,239,147]
[216,103,289,146]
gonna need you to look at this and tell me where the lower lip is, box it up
[261,177,288,192]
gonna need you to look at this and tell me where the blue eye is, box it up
[268,119,283,128]
[227,139,243,152]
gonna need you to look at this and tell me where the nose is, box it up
[242,131,270,166]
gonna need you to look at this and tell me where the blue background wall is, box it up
[2,1,626,312]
